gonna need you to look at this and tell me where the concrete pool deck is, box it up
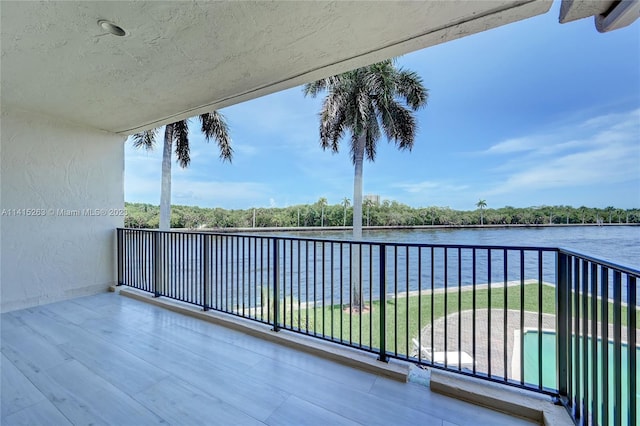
[420,309,637,382]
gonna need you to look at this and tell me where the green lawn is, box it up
[256,283,635,357]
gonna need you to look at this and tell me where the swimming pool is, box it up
[523,330,638,425]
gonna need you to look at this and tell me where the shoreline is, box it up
[192,222,638,233]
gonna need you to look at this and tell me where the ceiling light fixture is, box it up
[98,20,126,37]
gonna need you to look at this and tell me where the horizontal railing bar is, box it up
[558,247,640,277]
[116,228,559,253]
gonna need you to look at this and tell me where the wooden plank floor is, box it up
[1,292,537,425]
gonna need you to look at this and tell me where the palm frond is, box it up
[319,86,352,151]
[199,111,233,162]
[303,80,327,98]
[364,61,394,100]
[381,102,416,150]
[319,97,345,152]
[304,75,342,97]
[355,91,372,130]
[172,120,190,168]
[396,69,429,110]
[132,129,158,150]
[364,111,380,161]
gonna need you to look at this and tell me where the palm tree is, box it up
[304,59,428,310]
[364,199,374,226]
[133,112,232,230]
[342,197,351,226]
[317,197,328,227]
[476,199,487,225]
[605,206,615,224]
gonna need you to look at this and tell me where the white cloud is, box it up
[484,137,541,154]
[393,180,469,194]
[489,143,638,195]
[232,142,259,156]
[171,179,271,207]
[484,109,639,158]
[487,109,640,195]
[579,109,639,130]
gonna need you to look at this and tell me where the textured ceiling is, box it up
[1,1,553,135]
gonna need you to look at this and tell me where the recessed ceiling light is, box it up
[98,20,126,37]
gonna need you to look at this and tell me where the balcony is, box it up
[2,291,536,425]
[2,228,637,425]
[111,229,638,425]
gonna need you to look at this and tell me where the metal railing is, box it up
[557,249,638,426]
[116,228,639,425]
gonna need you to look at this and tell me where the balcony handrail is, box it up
[117,227,563,251]
[558,247,640,277]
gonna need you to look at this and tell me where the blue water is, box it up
[275,226,640,270]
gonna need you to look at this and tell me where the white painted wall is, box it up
[0,108,124,312]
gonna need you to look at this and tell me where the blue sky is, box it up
[125,3,639,211]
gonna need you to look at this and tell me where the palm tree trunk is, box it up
[353,136,364,239]
[351,135,365,310]
[159,124,173,231]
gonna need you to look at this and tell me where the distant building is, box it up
[364,194,380,206]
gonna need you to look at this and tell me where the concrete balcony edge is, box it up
[112,286,409,382]
[430,370,573,426]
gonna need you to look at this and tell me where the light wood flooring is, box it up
[1,292,537,425]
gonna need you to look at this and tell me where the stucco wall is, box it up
[0,108,124,312]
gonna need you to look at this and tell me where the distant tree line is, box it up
[124,201,640,229]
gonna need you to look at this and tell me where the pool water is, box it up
[523,330,638,425]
